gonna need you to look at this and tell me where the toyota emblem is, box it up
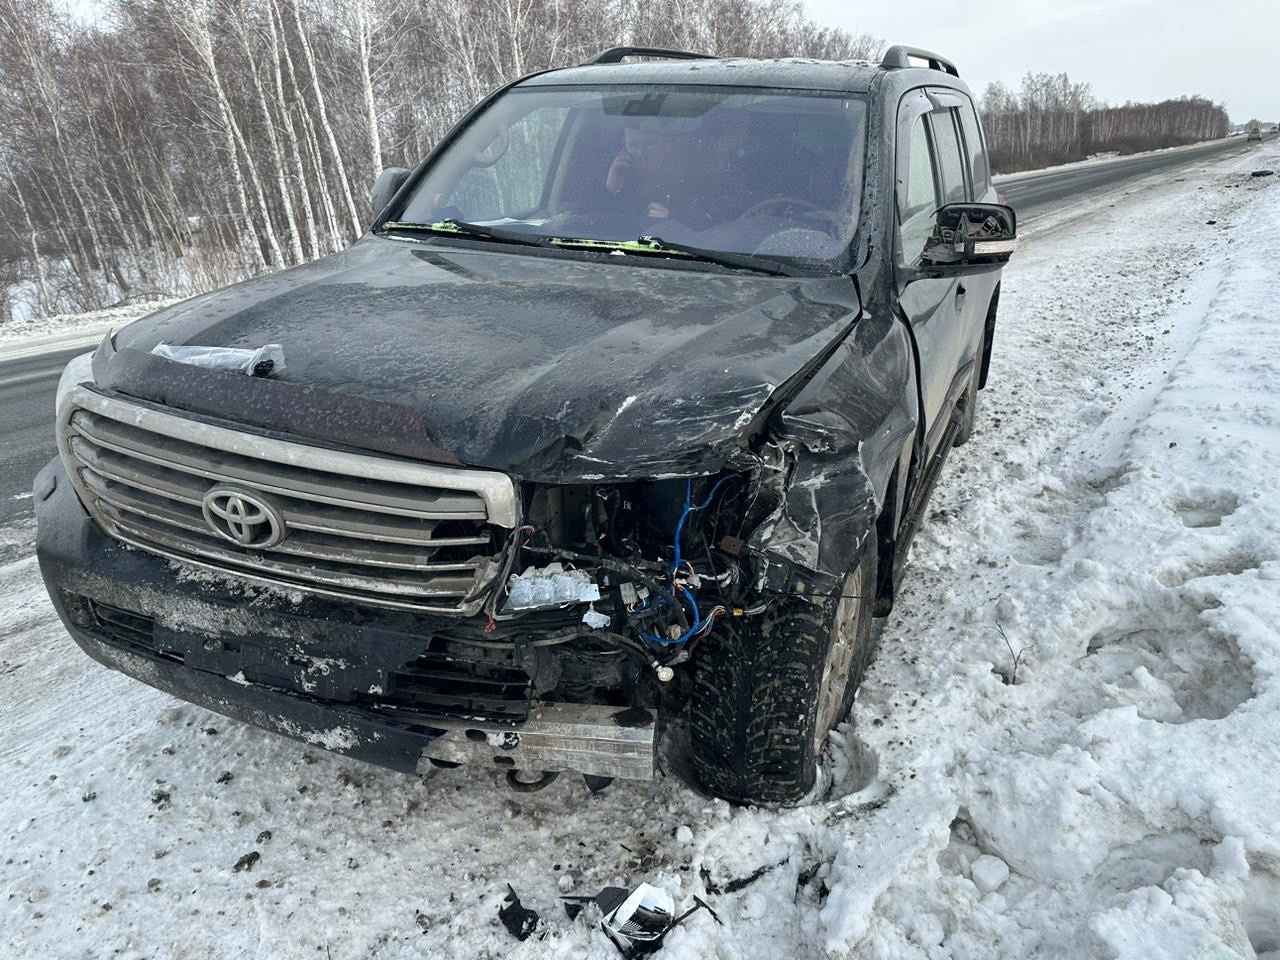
[201,486,287,548]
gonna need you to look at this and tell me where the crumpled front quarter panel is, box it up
[747,309,917,593]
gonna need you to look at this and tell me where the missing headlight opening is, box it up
[504,472,767,669]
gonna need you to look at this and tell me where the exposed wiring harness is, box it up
[639,475,744,647]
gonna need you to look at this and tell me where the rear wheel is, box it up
[690,541,878,805]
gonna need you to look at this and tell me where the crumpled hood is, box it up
[99,236,861,482]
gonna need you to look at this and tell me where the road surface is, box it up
[0,344,86,531]
[995,134,1271,219]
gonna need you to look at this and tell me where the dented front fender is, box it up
[744,309,917,595]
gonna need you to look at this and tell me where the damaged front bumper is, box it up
[35,457,656,781]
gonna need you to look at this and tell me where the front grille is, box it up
[59,388,518,613]
[87,598,162,651]
[359,646,533,725]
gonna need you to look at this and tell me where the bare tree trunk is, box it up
[8,165,55,316]
[236,15,305,264]
[274,0,342,248]
[354,0,383,178]
[266,0,320,259]
[291,0,362,238]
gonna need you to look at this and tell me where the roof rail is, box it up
[881,44,959,77]
[580,46,716,66]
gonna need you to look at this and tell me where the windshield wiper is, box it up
[380,218,551,249]
[382,221,804,276]
[636,236,802,277]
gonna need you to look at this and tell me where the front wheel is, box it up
[689,541,878,805]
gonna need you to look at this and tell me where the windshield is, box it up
[392,84,868,269]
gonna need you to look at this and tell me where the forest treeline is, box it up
[0,0,877,320]
[0,1,1230,321]
[980,73,1230,173]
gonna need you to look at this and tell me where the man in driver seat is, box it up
[604,120,714,227]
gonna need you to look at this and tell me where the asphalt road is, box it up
[0,136,1272,539]
[996,134,1272,220]
[0,345,84,531]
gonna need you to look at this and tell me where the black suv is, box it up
[37,45,1014,804]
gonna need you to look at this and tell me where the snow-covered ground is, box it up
[3,147,1279,960]
[0,300,174,358]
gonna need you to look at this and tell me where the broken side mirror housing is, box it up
[369,167,410,226]
[919,202,1017,273]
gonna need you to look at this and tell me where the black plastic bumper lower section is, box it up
[63,620,436,775]
[34,456,513,776]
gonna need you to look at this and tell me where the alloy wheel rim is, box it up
[814,566,863,753]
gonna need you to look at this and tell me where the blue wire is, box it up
[640,475,738,646]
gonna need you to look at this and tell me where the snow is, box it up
[0,300,174,356]
[2,145,1279,959]
[969,855,1010,894]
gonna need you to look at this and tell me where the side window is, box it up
[958,102,991,197]
[900,114,939,263]
[930,109,969,204]
[448,105,570,221]
[903,115,938,220]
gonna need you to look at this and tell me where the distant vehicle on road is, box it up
[1247,125,1263,142]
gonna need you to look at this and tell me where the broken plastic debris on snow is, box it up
[151,342,285,377]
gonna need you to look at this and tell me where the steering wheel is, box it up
[739,195,824,219]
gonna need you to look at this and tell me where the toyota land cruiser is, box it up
[37,44,1015,805]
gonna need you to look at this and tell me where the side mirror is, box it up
[921,202,1017,269]
[369,167,410,226]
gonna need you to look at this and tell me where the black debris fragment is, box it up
[256,830,272,844]
[583,774,614,794]
[610,707,653,728]
[150,788,171,810]
[216,771,234,784]
[1251,170,1275,178]
[498,884,540,941]
[699,858,790,895]
[232,851,261,873]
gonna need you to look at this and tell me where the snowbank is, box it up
[2,148,1278,959]
[0,300,174,353]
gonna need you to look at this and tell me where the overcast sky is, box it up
[803,0,1277,123]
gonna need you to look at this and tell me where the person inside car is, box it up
[604,121,715,227]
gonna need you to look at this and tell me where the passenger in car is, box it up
[604,121,715,227]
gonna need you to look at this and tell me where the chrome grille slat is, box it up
[105,511,483,598]
[71,413,489,521]
[59,387,518,614]
[89,479,491,572]
[74,439,490,548]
